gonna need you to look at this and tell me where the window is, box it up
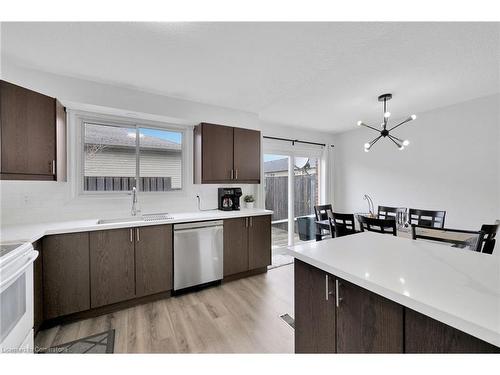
[83,121,183,192]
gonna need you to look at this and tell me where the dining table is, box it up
[315,215,476,243]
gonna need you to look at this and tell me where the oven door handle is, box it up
[0,251,39,292]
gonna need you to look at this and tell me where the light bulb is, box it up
[364,143,370,149]
[357,121,363,126]
[410,114,417,120]
[403,139,410,146]
[364,148,370,152]
[384,111,391,118]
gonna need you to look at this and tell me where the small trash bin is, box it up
[297,216,316,241]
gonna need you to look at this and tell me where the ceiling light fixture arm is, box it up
[388,135,403,149]
[388,116,415,132]
[358,122,381,132]
[368,135,382,148]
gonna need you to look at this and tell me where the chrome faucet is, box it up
[130,187,141,216]
[363,194,375,217]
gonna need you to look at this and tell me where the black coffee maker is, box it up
[218,187,242,211]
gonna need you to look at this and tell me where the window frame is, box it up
[76,113,187,196]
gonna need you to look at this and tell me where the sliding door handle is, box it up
[49,160,56,174]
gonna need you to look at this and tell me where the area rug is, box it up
[41,330,115,354]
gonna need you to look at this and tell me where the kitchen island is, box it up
[287,232,500,353]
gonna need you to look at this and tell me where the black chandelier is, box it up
[357,93,416,152]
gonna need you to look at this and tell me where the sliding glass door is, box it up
[264,151,322,268]
[264,154,290,252]
[293,156,320,244]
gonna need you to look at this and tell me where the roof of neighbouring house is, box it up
[264,157,317,173]
[84,123,181,151]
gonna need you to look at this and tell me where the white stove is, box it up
[0,242,38,353]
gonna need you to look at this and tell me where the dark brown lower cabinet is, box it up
[404,308,500,353]
[135,225,173,297]
[336,279,403,353]
[223,217,250,276]
[248,215,271,270]
[294,260,499,353]
[223,215,272,277]
[295,260,402,353]
[89,228,135,308]
[295,260,336,353]
[42,233,90,320]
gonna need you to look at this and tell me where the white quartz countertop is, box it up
[287,232,500,347]
[0,208,272,244]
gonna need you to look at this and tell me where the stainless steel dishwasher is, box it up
[173,220,223,291]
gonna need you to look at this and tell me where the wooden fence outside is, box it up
[85,176,173,192]
[265,175,318,229]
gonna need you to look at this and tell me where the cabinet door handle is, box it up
[325,274,334,301]
[245,217,248,228]
[129,228,133,243]
[250,217,253,227]
[335,279,343,307]
[235,169,238,179]
[136,228,140,242]
[230,169,234,180]
[325,274,329,301]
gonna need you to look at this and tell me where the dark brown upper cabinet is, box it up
[233,127,261,182]
[0,80,67,181]
[193,122,261,184]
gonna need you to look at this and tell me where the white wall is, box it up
[0,64,335,226]
[333,94,500,229]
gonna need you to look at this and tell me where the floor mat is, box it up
[280,313,295,329]
[40,330,115,354]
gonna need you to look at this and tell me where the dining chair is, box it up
[411,224,485,252]
[408,208,446,228]
[358,215,397,236]
[480,223,498,254]
[314,204,333,221]
[377,206,407,220]
[314,204,333,240]
[329,212,358,238]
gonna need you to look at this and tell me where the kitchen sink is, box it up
[97,213,174,225]
[97,217,144,225]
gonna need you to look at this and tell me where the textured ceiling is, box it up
[2,22,499,132]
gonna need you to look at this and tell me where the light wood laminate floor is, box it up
[35,264,294,353]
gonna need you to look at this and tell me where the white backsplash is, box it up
[0,180,258,226]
